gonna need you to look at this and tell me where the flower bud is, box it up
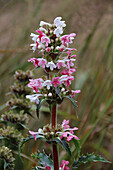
[51,46,54,50]
[61,88,65,92]
[48,93,52,97]
[50,30,53,34]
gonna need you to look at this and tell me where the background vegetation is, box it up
[0,0,113,169]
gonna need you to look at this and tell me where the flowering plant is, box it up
[21,17,110,170]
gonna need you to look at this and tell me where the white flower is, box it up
[39,27,47,32]
[60,75,68,82]
[38,128,43,133]
[40,21,51,27]
[30,43,36,52]
[54,17,66,28]
[54,27,63,37]
[30,33,38,42]
[26,94,42,104]
[48,93,52,97]
[42,80,52,90]
[38,43,45,49]
[41,36,50,46]
[46,61,56,71]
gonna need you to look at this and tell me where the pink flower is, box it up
[28,58,40,67]
[28,78,43,90]
[29,131,38,141]
[45,163,51,170]
[38,58,47,68]
[61,33,76,46]
[60,46,65,52]
[59,119,79,142]
[60,75,74,87]
[28,58,47,68]
[71,55,76,58]
[60,131,79,142]
[66,48,77,56]
[51,77,61,88]
[61,119,70,129]
[61,68,76,76]
[36,41,39,48]
[71,90,81,98]
[46,47,51,52]
[41,36,50,46]
[65,58,76,68]
[66,76,74,87]
[56,60,66,69]
[36,30,45,41]
[60,160,69,170]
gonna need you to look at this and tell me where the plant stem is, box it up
[51,103,59,170]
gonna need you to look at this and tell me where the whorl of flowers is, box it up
[26,17,80,104]
[0,146,15,170]
[29,119,79,142]
[14,70,33,82]
[7,98,31,111]
[0,126,23,144]
[0,110,28,125]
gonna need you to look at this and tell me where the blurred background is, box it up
[0,0,113,169]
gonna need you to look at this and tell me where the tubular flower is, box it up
[60,160,69,170]
[36,30,45,41]
[46,61,56,71]
[26,94,43,104]
[51,77,61,87]
[42,80,52,90]
[71,90,81,98]
[28,78,43,90]
[56,60,66,69]
[59,119,79,142]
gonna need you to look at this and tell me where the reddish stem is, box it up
[51,103,59,170]
[52,103,56,128]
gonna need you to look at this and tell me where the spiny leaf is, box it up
[71,153,111,169]
[54,137,71,156]
[19,134,45,151]
[64,96,78,118]
[38,152,54,169]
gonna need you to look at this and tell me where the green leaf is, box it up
[54,137,71,156]
[54,86,62,99]
[4,159,8,169]
[72,138,81,157]
[0,136,5,140]
[64,96,78,118]
[34,152,54,170]
[19,134,45,151]
[36,99,46,118]
[71,153,111,169]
